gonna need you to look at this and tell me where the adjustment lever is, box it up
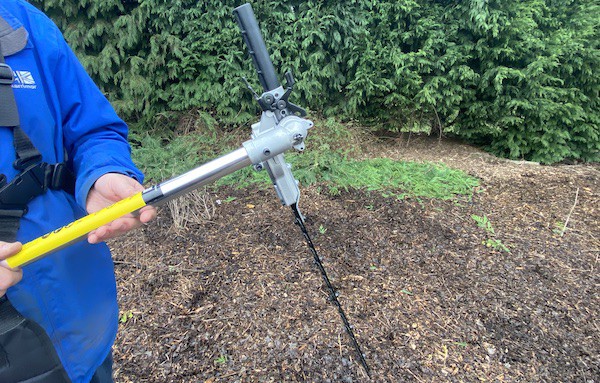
[241,77,260,100]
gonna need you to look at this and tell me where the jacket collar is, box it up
[0,6,28,57]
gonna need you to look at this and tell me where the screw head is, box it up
[263,94,274,104]
[293,133,304,144]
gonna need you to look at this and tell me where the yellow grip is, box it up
[6,192,147,268]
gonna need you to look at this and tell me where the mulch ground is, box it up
[109,137,599,383]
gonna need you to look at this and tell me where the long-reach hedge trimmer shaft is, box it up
[4,2,370,377]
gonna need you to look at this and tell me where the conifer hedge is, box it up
[32,0,599,163]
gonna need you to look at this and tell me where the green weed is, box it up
[471,214,510,253]
[471,214,495,235]
[214,355,228,365]
[553,221,566,236]
[119,311,134,324]
[483,238,511,253]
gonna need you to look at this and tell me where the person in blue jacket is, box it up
[0,1,156,382]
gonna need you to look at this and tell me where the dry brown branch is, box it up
[560,187,580,237]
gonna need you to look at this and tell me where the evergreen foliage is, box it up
[32,0,599,163]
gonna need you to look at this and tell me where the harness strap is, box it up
[0,43,26,243]
[0,57,19,126]
[0,209,24,243]
[13,125,43,170]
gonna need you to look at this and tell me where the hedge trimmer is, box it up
[5,3,370,377]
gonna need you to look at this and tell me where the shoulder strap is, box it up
[0,40,28,241]
[0,42,19,127]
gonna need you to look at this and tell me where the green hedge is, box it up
[32,0,599,163]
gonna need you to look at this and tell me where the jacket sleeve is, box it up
[50,29,144,209]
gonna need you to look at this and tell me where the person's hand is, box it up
[0,242,23,297]
[86,173,157,244]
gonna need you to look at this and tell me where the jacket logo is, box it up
[12,70,37,89]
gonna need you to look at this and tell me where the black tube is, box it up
[234,3,280,92]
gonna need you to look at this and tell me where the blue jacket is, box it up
[1,1,143,382]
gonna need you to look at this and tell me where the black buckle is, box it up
[13,154,44,171]
[0,63,14,85]
[0,163,47,209]
[46,163,75,193]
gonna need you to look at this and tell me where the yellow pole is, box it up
[5,192,147,268]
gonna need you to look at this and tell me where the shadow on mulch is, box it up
[110,150,599,383]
